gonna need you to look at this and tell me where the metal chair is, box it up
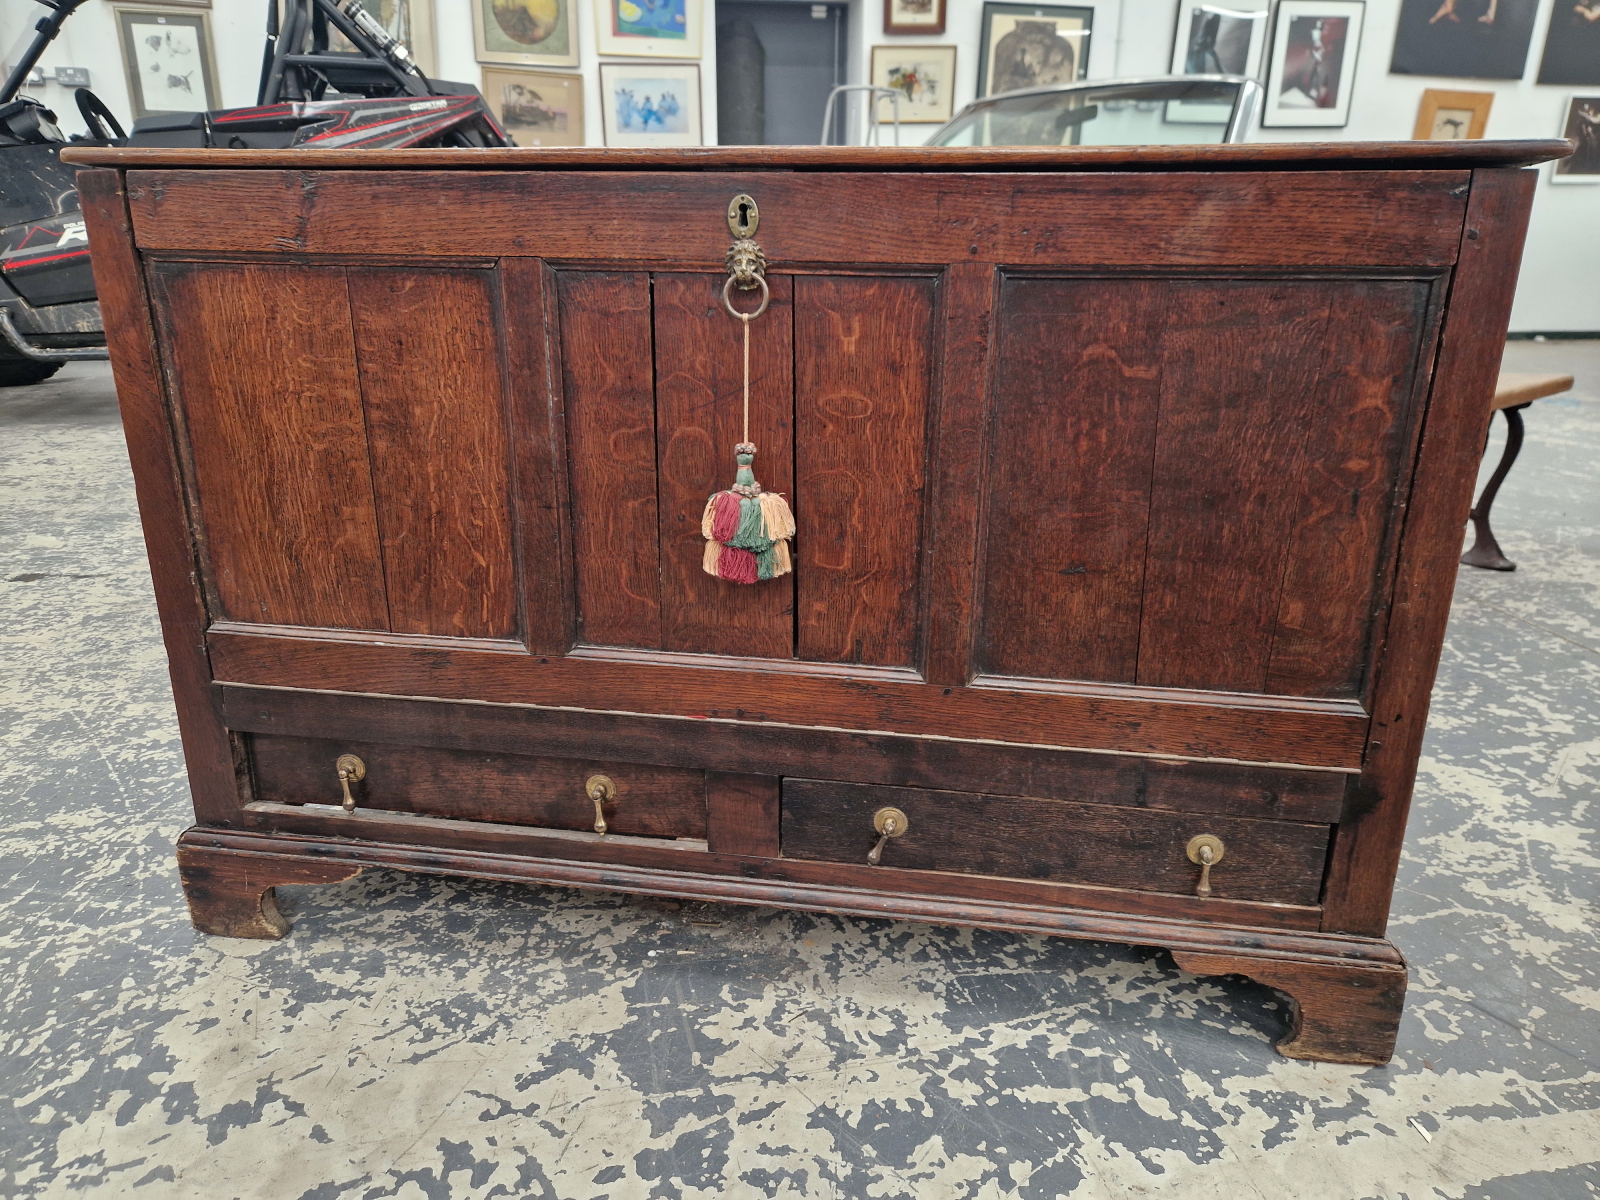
[819,85,902,146]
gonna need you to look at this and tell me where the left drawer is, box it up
[248,735,708,840]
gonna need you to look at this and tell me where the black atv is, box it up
[0,0,508,387]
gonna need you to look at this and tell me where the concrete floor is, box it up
[2,348,1598,1199]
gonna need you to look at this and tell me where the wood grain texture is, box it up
[118,170,1474,268]
[978,278,1163,683]
[250,733,708,838]
[70,139,1569,172]
[706,772,781,857]
[348,267,518,638]
[208,631,1370,766]
[177,839,363,939]
[794,275,935,667]
[653,272,795,658]
[557,271,660,649]
[150,261,389,630]
[781,779,1331,905]
[1322,169,1540,936]
[1170,948,1408,1065]
[923,262,995,688]
[498,257,573,655]
[220,685,1350,822]
[77,170,242,826]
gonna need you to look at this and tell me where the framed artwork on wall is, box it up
[1389,0,1537,80]
[1166,1,1268,123]
[1412,88,1492,138]
[331,0,437,78]
[473,0,579,67]
[1537,2,1600,86]
[1261,0,1364,127]
[1551,95,1600,183]
[113,7,218,120]
[885,0,947,35]
[481,66,584,146]
[870,44,957,123]
[594,0,703,59]
[599,62,701,146]
[976,3,1092,98]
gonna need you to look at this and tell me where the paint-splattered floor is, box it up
[3,348,1598,1199]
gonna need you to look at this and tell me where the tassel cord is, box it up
[740,311,751,447]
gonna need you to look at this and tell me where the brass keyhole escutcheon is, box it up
[586,774,616,836]
[335,754,365,814]
[867,806,909,866]
[1186,834,1226,898]
[726,193,759,238]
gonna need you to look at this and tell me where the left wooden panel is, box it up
[151,263,389,631]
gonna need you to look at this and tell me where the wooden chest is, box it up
[70,140,1564,1065]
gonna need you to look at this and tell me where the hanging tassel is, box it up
[701,442,794,585]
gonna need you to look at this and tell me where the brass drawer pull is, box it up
[335,754,365,813]
[1186,834,1226,898]
[586,774,616,835]
[868,807,909,866]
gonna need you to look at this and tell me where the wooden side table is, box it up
[1461,371,1575,571]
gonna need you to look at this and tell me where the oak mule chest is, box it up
[71,140,1565,1065]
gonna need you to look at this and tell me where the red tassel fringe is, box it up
[710,491,743,543]
[716,545,758,584]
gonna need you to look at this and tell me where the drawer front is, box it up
[781,780,1330,906]
[250,735,707,840]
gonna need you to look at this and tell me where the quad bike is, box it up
[0,0,508,386]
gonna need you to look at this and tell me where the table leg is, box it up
[1461,402,1530,572]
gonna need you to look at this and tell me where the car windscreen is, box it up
[930,81,1242,147]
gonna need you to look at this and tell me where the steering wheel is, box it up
[75,88,125,141]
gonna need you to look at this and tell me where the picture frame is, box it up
[870,45,958,124]
[473,0,579,68]
[331,0,437,78]
[1261,0,1364,128]
[976,3,1092,99]
[113,6,219,120]
[481,65,584,146]
[599,62,701,146]
[1389,0,1538,81]
[1536,1,1600,86]
[1551,95,1600,184]
[1166,1,1268,124]
[1412,88,1492,139]
[593,0,702,59]
[885,0,947,35]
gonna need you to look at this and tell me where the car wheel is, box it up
[0,358,64,386]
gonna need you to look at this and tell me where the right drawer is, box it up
[781,779,1331,906]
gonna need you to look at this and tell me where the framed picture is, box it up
[473,0,579,67]
[885,0,947,35]
[976,4,1092,99]
[1551,95,1600,184]
[1537,1,1600,86]
[1412,88,1492,139]
[113,7,218,120]
[599,62,701,146]
[870,45,958,124]
[481,66,583,146]
[331,0,437,78]
[1166,1,1268,123]
[1389,0,1538,81]
[594,0,703,59]
[1261,0,1364,127]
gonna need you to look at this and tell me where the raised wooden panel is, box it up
[794,275,935,668]
[557,271,660,649]
[654,272,795,658]
[151,262,388,630]
[977,275,1426,699]
[347,268,518,639]
[978,278,1163,682]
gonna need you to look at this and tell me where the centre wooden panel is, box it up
[978,275,1429,699]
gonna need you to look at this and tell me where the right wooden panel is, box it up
[978,275,1432,700]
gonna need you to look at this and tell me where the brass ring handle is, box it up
[335,754,365,813]
[722,272,770,321]
[867,806,909,866]
[1185,834,1226,898]
[586,774,616,836]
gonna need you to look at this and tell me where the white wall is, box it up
[2,0,1590,328]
